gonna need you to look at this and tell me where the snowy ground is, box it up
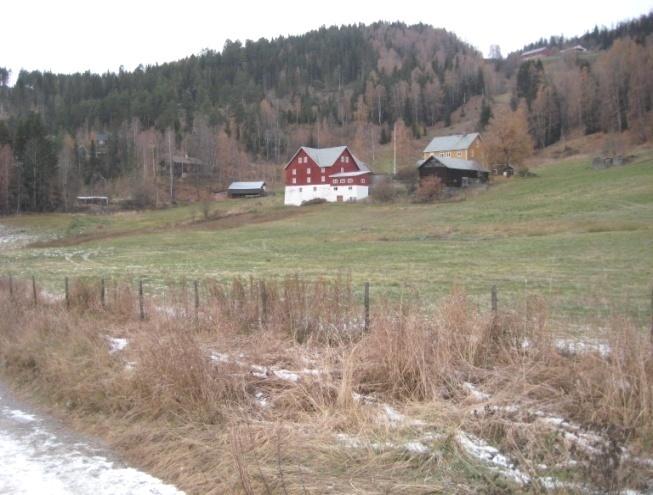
[0,224,42,250]
[0,381,184,495]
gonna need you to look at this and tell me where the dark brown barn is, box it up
[417,156,489,187]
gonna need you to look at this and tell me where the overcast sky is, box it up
[3,0,652,82]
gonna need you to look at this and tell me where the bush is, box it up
[372,178,398,203]
[516,166,537,178]
[414,176,443,203]
[395,166,419,193]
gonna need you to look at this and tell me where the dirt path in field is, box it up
[0,381,184,495]
[27,207,308,248]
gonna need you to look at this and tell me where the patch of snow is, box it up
[210,352,230,363]
[457,431,531,485]
[272,369,300,382]
[382,404,406,424]
[0,225,43,249]
[250,365,268,379]
[254,391,269,408]
[352,392,377,404]
[106,337,127,353]
[462,382,490,402]
[335,433,365,449]
[403,441,429,454]
[4,408,38,423]
[380,404,425,427]
[555,338,611,358]
[0,384,185,495]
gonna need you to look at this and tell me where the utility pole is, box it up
[167,131,174,204]
[151,143,158,208]
[393,121,397,176]
[15,160,22,214]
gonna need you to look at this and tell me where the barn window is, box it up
[361,179,366,184]
[292,168,297,175]
[321,176,325,183]
[345,156,349,163]
[340,167,344,173]
[340,156,345,163]
[347,179,353,184]
[339,179,345,184]
[292,178,296,184]
[332,179,338,184]
[307,168,311,174]
[456,151,461,157]
[307,177,311,183]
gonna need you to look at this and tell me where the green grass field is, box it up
[2,152,652,326]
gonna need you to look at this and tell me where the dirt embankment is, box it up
[28,207,307,248]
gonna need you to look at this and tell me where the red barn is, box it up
[283,146,372,206]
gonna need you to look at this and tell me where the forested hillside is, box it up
[0,16,652,213]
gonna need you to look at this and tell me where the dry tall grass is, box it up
[0,275,651,494]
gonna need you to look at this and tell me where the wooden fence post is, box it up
[259,280,267,328]
[650,287,653,344]
[194,280,199,320]
[491,285,498,313]
[65,277,69,309]
[8,275,13,299]
[139,280,145,320]
[364,282,370,332]
[100,278,106,308]
[32,276,37,306]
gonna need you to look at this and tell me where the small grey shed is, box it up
[227,181,267,198]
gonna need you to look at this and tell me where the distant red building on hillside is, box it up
[283,146,372,206]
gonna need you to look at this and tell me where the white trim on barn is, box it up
[284,184,369,206]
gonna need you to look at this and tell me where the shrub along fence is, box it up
[2,275,652,342]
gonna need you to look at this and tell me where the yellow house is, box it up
[423,133,482,161]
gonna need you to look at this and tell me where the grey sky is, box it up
[3,0,652,82]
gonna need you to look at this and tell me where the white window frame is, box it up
[307,177,311,183]
[339,179,346,184]
[321,176,325,183]
[307,167,311,175]
[361,178,366,184]
[292,168,297,175]
[292,178,297,184]
[347,178,353,184]
[332,179,338,184]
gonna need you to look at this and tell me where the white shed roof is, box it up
[228,181,266,190]
[423,133,480,153]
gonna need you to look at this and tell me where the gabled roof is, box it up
[285,146,371,172]
[228,181,266,190]
[423,133,480,153]
[417,156,488,173]
[521,46,550,57]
